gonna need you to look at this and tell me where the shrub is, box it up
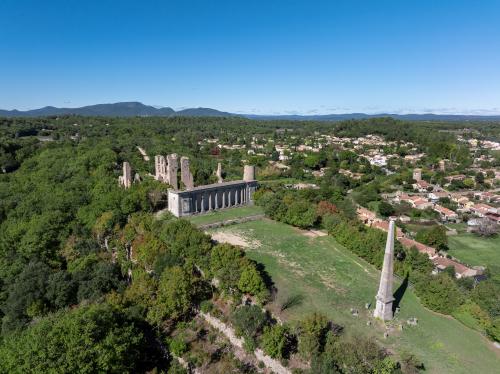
[231,305,268,339]
[169,336,188,357]
[261,324,292,359]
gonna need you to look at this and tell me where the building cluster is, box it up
[356,207,483,279]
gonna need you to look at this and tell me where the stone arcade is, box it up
[168,165,257,217]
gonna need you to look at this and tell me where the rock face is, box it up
[118,162,132,188]
[216,162,223,183]
[180,156,194,190]
[243,165,256,181]
[374,219,395,321]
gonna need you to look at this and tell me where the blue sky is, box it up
[1,0,499,114]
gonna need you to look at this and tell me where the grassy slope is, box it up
[187,205,264,226]
[210,219,500,374]
[447,233,500,271]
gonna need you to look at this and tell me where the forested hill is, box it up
[0,102,234,118]
[2,101,500,121]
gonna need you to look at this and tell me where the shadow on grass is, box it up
[393,274,409,313]
[280,294,305,312]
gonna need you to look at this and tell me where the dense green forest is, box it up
[0,116,498,373]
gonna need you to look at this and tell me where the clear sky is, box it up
[1,0,499,114]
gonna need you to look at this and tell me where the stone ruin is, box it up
[166,154,178,189]
[216,162,223,183]
[180,156,194,190]
[243,165,256,181]
[168,164,258,217]
[118,162,132,189]
[155,153,179,189]
[406,317,418,326]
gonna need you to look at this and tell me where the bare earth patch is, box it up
[296,228,328,238]
[210,230,261,249]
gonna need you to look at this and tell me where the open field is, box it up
[448,233,500,275]
[209,216,500,374]
[187,205,264,226]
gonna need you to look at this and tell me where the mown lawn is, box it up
[210,219,500,374]
[447,233,500,275]
[187,205,264,226]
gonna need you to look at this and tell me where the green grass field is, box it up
[187,205,264,226]
[447,233,500,272]
[209,218,500,374]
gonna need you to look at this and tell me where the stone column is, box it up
[215,191,219,209]
[222,190,226,208]
[201,193,205,213]
[374,219,395,321]
[208,192,213,211]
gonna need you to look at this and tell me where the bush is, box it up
[261,324,292,359]
[413,273,463,314]
[169,336,188,357]
[298,313,329,360]
[231,305,268,339]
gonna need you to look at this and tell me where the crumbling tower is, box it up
[180,156,194,190]
[166,153,179,189]
[374,219,395,321]
[154,155,167,181]
[243,165,256,181]
[216,162,223,183]
[119,162,132,189]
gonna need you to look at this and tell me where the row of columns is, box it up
[191,186,250,214]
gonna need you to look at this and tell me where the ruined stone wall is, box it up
[119,162,132,188]
[180,156,194,190]
[154,155,167,181]
[166,153,178,189]
[243,165,256,181]
[216,162,223,183]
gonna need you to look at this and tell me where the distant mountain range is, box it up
[1,101,500,121]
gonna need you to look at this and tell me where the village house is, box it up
[433,204,459,222]
[398,237,437,258]
[356,207,378,225]
[401,195,434,210]
[445,174,466,182]
[432,257,481,279]
[428,191,449,202]
[371,220,404,238]
[471,203,496,218]
[412,179,433,192]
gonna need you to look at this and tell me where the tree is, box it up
[231,305,268,339]
[210,244,245,293]
[2,261,51,333]
[238,264,269,301]
[0,303,164,373]
[261,324,292,359]
[413,273,463,314]
[475,172,485,185]
[298,313,329,360]
[378,201,395,217]
[416,225,448,251]
[147,266,201,324]
[471,219,499,237]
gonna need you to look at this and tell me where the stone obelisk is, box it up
[374,219,395,320]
